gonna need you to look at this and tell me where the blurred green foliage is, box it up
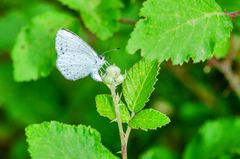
[0,0,240,159]
[184,118,240,159]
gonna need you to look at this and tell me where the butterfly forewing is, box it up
[56,29,97,59]
[55,28,106,81]
[56,29,98,80]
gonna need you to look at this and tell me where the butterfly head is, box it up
[97,55,106,66]
[99,55,104,60]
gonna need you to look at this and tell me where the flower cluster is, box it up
[102,65,124,86]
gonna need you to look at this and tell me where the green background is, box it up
[0,0,240,158]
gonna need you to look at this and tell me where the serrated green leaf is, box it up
[123,59,159,112]
[183,118,240,159]
[212,39,230,58]
[127,0,232,64]
[12,11,80,82]
[129,109,170,131]
[58,0,123,40]
[216,0,240,35]
[26,121,118,159]
[95,94,130,123]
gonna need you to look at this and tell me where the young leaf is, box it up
[129,109,170,131]
[95,94,130,123]
[12,11,80,82]
[57,0,123,40]
[184,118,240,159]
[123,59,159,112]
[127,0,232,64]
[26,121,118,159]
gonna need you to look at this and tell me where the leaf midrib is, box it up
[131,62,157,112]
[148,11,225,56]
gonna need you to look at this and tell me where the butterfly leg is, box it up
[105,61,110,66]
[91,71,102,82]
[99,69,105,77]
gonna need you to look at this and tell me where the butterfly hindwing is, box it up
[56,53,95,80]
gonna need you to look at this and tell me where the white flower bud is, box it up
[103,75,114,85]
[103,64,124,86]
[115,75,124,84]
[106,65,121,78]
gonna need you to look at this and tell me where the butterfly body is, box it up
[55,28,105,81]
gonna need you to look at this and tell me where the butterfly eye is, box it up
[99,56,104,60]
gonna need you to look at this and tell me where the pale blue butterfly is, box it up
[55,28,107,82]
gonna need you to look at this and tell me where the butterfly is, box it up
[55,28,107,82]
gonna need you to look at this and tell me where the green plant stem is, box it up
[124,112,135,148]
[109,85,127,159]
[109,85,136,159]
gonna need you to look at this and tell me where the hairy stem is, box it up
[109,85,127,159]
[124,112,135,149]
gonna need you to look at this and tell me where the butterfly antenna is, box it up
[102,48,120,55]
